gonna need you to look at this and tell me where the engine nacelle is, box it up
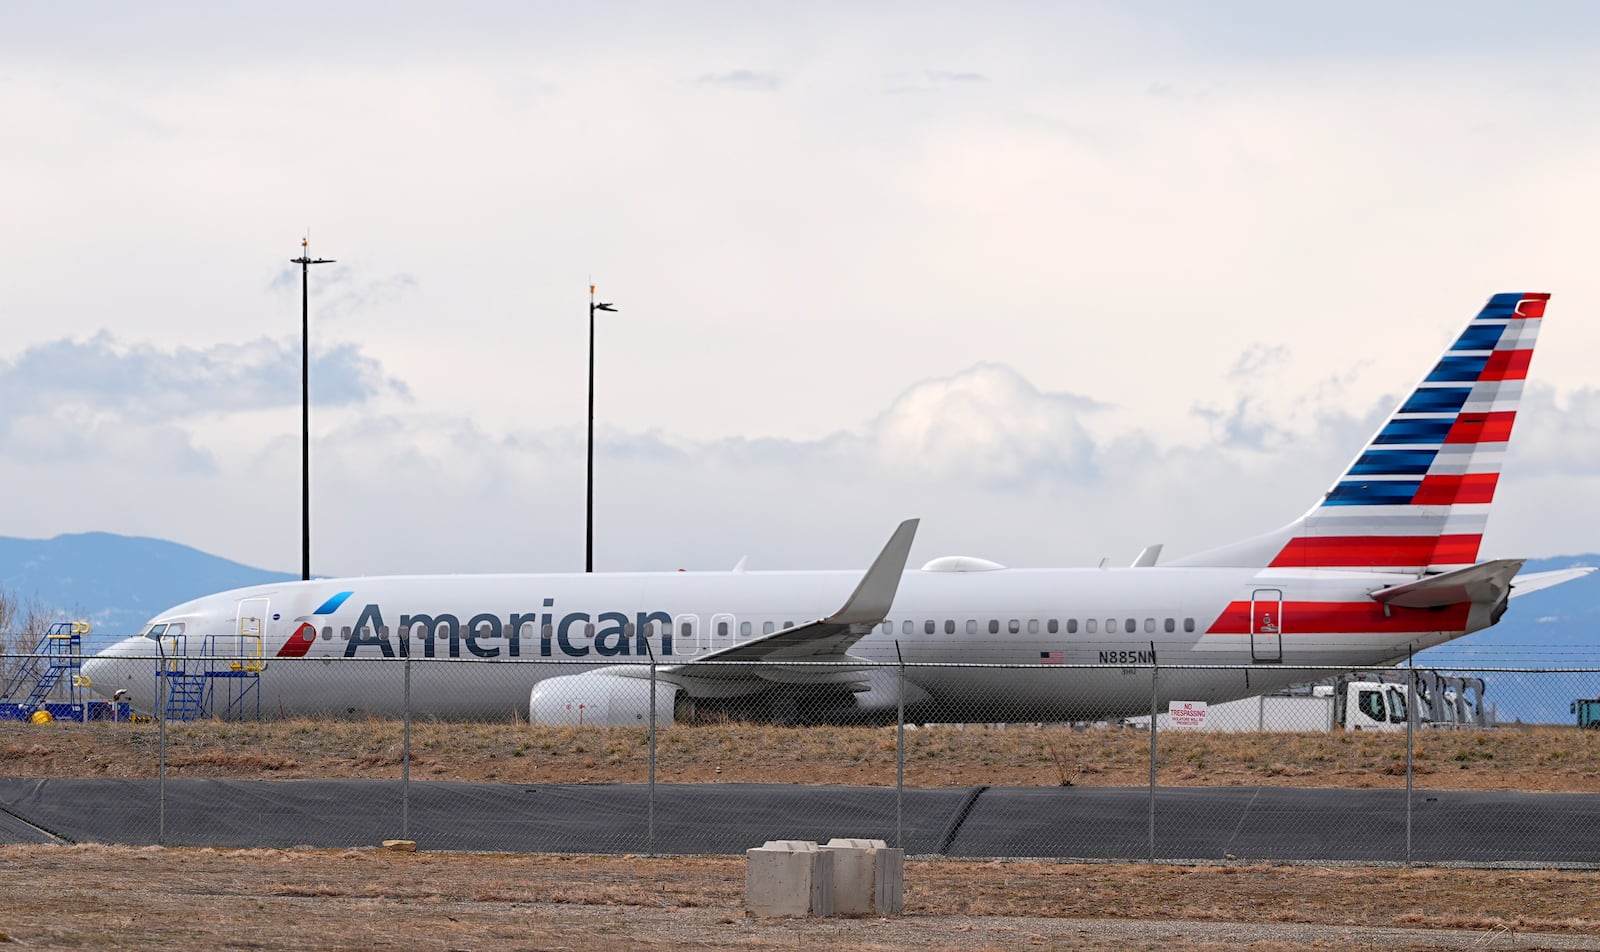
[530,672,680,727]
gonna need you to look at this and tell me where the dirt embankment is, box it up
[3,718,1598,790]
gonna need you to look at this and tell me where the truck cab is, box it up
[1338,681,1409,731]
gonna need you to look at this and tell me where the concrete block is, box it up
[823,838,903,916]
[745,840,834,917]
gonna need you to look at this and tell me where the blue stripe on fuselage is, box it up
[314,591,354,615]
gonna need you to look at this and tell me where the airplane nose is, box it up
[81,636,159,700]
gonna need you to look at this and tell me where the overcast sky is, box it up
[3,2,1599,576]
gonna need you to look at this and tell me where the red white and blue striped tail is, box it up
[1178,292,1547,574]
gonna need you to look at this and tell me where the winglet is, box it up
[1131,544,1163,568]
[824,519,920,626]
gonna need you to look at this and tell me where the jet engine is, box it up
[529,672,681,727]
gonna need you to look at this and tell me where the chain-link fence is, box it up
[3,651,1598,864]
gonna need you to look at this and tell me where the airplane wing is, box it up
[659,518,919,686]
[1370,559,1524,609]
[1509,565,1596,598]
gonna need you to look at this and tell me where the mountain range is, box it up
[1,532,1595,723]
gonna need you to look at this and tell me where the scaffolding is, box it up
[157,633,263,721]
[0,621,125,722]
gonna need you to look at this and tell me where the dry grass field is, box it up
[2,717,1598,790]
[4,719,1599,949]
[2,845,1599,950]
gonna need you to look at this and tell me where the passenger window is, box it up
[1124,619,1137,634]
[1008,619,1020,634]
[988,619,999,635]
[585,623,596,638]
[1105,618,1115,633]
[966,620,977,635]
[944,620,955,634]
[1028,619,1039,635]
[783,621,794,629]
[764,622,775,635]
[881,621,892,634]
[1164,618,1175,633]
[341,626,351,641]
[717,621,729,637]
[543,623,554,641]
[1086,619,1097,634]
[679,621,692,638]
[925,620,936,635]
[1143,618,1155,634]
[624,622,636,638]
[321,626,333,641]
[902,620,913,635]
[741,621,752,637]
[1066,619,1078,634]
[1184,618,1196,633]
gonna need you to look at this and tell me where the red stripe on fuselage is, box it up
[1206,600,1471,636]
[1269,534,1482,568]
[276,623,318,658]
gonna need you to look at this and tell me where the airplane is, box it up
[83,291,1591,725]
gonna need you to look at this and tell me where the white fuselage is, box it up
[83,564,1472,721]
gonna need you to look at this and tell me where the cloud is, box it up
[0,332,406,421]
[3,346,1594,578]
[267,264,418,325]
[694,70,781,92]
[869,364,1102,488]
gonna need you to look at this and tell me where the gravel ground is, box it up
[3,846,1598,951]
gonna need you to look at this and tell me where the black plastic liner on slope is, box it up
[2,779,1598,865]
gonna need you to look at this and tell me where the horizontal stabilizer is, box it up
[1510,565,1596,599]
[1370,559,1523,609]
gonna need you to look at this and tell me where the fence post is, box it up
[648,653,657,855]
[402,655,412,840]
[155,642,167,846]
[1147,644,1158,863]
[894,642,905,851]
[1405,649,1416,866]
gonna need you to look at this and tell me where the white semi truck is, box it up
[1136,674,1490,733]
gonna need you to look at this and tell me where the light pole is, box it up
[291,238,334,581]
[587,285,616,573]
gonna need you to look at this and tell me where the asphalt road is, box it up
[2,779,1596,865]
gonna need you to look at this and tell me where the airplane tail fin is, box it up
[1176,292,1548,573]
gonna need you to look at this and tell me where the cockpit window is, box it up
[145,623,167,640]
[166,623,185,637]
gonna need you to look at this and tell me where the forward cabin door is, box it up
[236,597,270,672]
[1250,589,1283,663]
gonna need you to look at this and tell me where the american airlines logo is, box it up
[296,599,680,660]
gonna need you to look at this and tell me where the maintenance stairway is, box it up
[0,621,126,721]
[160,633,264,721]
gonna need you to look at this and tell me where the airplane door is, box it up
[674,614,700,657]
[236,597,269,672]
[1249,589,1282,663]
